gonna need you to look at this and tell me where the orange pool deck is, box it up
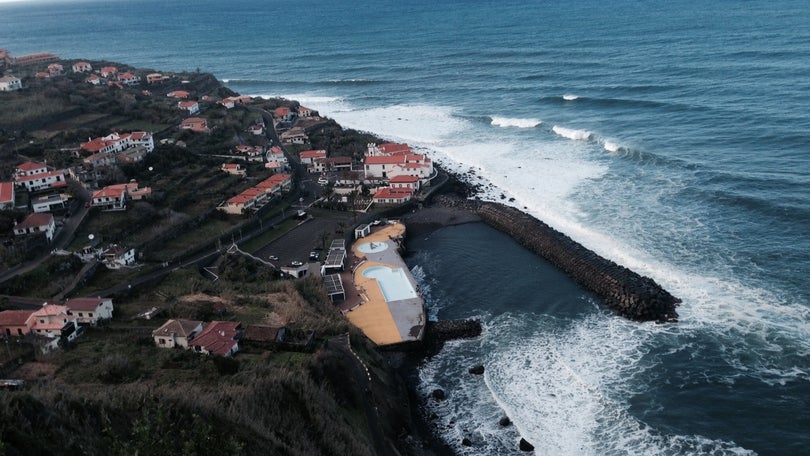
[345,222,425,346]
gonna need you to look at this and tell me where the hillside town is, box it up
[0,48,445,362]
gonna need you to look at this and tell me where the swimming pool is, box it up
[362,266,417,302]
[357,241,389,254]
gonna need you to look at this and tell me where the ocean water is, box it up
[2,0,810,454]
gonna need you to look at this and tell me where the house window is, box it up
[88,312,93,317]
[159,338,165,345]
[78,312,84,317]
[40,319,45,324]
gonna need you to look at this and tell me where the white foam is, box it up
[602,139,621,152]
[253,93,346,106]
[490,116,543,128]
[553,125,593,141]
[563,94,579,101]
[420,313,756,455]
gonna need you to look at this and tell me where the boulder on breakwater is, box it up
[476,201,680,322]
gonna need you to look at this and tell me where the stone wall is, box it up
[476,201,680,322]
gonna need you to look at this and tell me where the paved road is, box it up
[0,184,91,285]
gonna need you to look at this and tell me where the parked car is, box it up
[309,251,319,260]
[268,255,279,261]
[291,260,303,267]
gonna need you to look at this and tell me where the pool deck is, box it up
[343,221,425,346]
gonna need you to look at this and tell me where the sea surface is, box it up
[2,0,809,454]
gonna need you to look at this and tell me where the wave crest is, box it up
[552,125,592,141]
[490,116,543,128]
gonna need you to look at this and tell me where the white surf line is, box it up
[344,332,372,382]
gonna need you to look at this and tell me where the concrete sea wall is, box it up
[475,201,680,322]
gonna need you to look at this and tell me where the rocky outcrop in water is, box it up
[474,201,680,322]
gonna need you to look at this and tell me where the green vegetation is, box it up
[0,60,425,456]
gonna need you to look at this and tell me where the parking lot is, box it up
[253,213,350,268]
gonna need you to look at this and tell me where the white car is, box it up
[291,260,303,267]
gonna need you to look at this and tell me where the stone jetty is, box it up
[433,195,680,322]
[478,202,680,322]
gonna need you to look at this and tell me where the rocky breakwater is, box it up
[476,201,680,322]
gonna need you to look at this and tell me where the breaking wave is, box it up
[490,116,543,128]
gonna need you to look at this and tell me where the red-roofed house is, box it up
[0,310,34,338]
[15,161,47,178]
[368,143,412,156]
[91,185,127,209]
[372,187,414,204]
[280,127,308,144]
[178,100,199,115]
[117,72,139,86]
[299,149,327,165]
[85,74,101,85]
[100,66,117,78]
[297,106,316,118]
[190,321,241,357]
[167,90,190,99]
[47,63,64,77]
[364,153,433,180]
[255,173,292,195]
[91,181,150,209]
[0,181,14,209]
[81,131,154,155]
[220,96,251,109]
[15,170,67,192]
[72,61,92,73]
[180,117,209,133]
[13,213,55,241]
[26,304,78,341]
[64,297,114,326]
[152,319,204,349]
[221,163,246,176]
[274,106,292,121]
[267,146,286,163]
[389,174,420,191]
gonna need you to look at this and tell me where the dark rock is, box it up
[431,389,446,401]
[519,438,534,452]
[462,437,472,447]
[499,416,512,427]
[468,365,484,375]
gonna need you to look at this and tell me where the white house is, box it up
[117,72,140,86]
[102,245,136,269]
[153,319,204,349]
[31,193,69,213]
[64,297,114,326]
[0,76,22,92]
[15,161,48,178]
[72,61,92,73]
[13,213,56,241]
[178,100,200,115]
[15,170,67,192]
